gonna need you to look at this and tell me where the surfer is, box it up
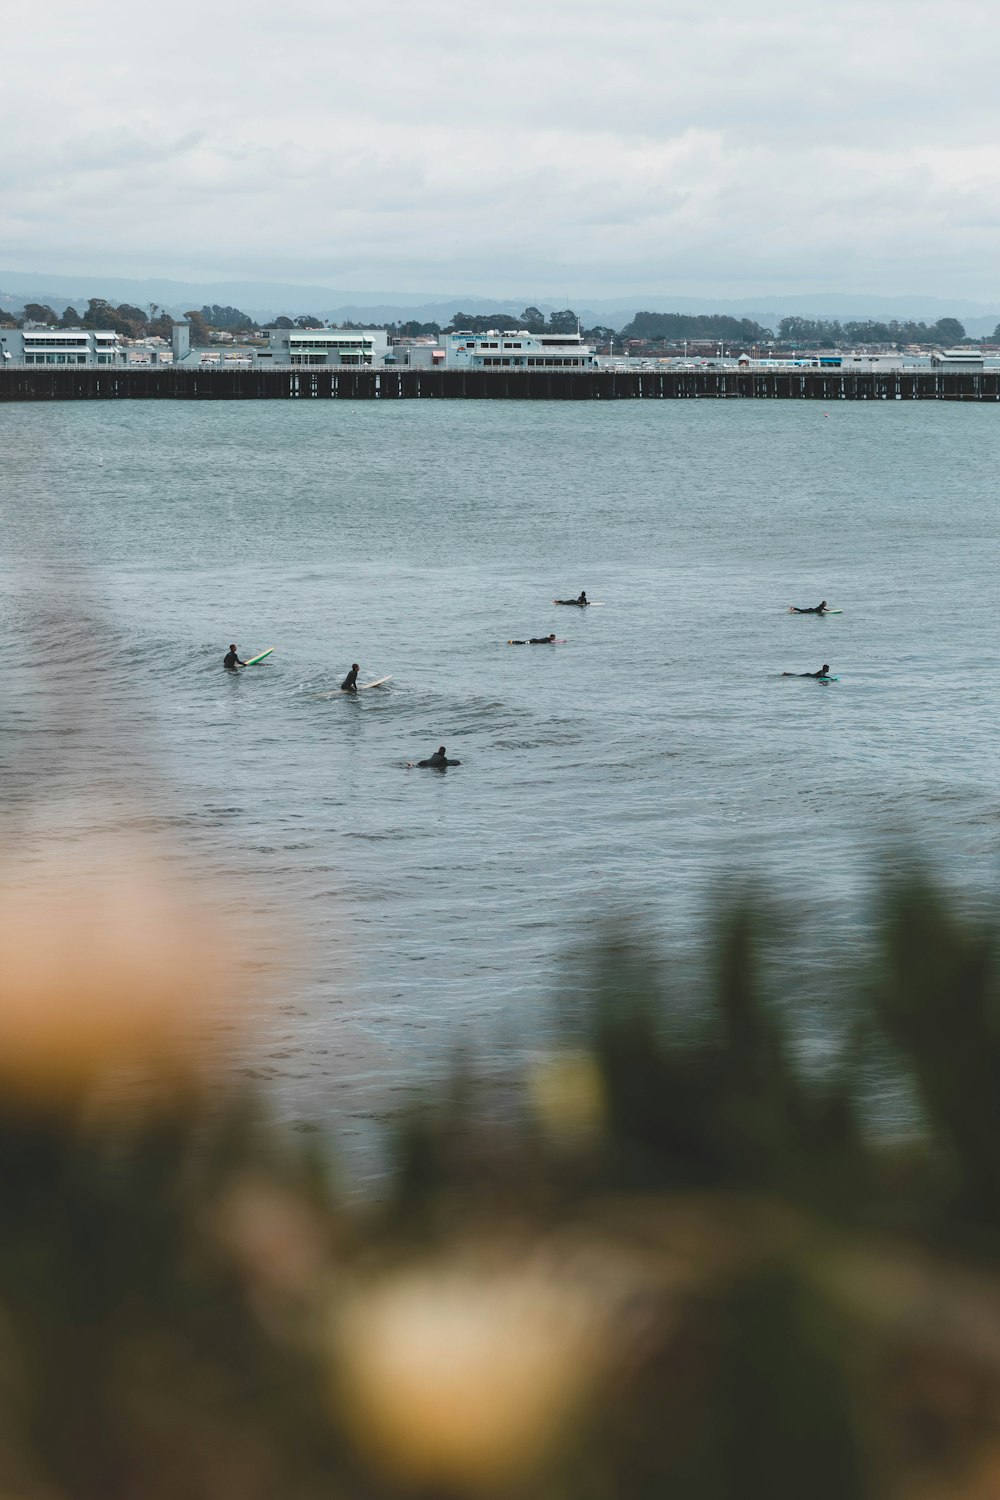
[341,663,360,693]
[509,634,558,644]
[416,745,461,768]
[554,592,589,607]
[782,664,831,678]
[789,600,828,614]
[223,644,246,669]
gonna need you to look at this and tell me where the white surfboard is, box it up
[315,675,392,700]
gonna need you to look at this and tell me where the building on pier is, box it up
[253,327,388,367]
[930,346,985,368]
[442,329,596,369]
[0,327,125,366]
[386,340,446,368]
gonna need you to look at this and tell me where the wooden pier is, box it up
[3,366,1000,402]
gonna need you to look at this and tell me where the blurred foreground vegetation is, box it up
[2,862,1000,1499]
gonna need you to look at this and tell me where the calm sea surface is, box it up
[3,400,999,1176]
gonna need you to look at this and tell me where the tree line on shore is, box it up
[3,299,997,348]
[0,299,618,343]
[776,314,973,347]
[620,311,988,346]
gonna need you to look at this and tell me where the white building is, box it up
[442,329,596,370]
[0,327,125,366]
[254,328,388,367]
[930,347,985,368]
[386,341,446,369]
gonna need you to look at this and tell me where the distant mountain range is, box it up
[2,271,998,335]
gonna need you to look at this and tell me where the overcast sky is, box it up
[3,0,1000,298]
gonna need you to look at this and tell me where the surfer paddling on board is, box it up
[341,663,360,693]
[782,664,831,678]
[789,600,829,614]
[223,644,247,669]
[509,634,559,645]
[412,745,461,769]
[554,591,589,607]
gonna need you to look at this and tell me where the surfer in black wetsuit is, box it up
[416,745,461,768]
[223,644,246,669]
[790,600,828,614]
[341,663,360,693]
[555,592,588,607]
[782,664,831,678]
[509,634,558,644]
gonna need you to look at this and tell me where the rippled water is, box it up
[3,400,1000,1173]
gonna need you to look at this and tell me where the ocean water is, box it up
[3,399,1000,1174]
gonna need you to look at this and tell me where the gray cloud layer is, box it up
[3,0,999,297]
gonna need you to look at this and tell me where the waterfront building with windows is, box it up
[443,329,596,370]
[0,327,125,366]
[253,328,388,367]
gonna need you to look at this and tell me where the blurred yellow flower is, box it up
[0,840,240,1114]
[334,1258,606,1492]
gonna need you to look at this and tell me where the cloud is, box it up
[3,0,1000,296]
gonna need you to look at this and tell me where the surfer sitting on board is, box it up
[789,600,828,614]
[554,591,588,607]
[223,644,247,669]
[782,664,831,678]
[509,634,558,644]
[341,663,360,693]
[415,745,461,768]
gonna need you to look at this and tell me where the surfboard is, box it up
[552,600,606,606]
[244,647,274,665]
[817,675,839,682]
[507,639,567,645]
[786,608,842,614]
[315,675,392,700]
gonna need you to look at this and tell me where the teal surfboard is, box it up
[244,647,274,666]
